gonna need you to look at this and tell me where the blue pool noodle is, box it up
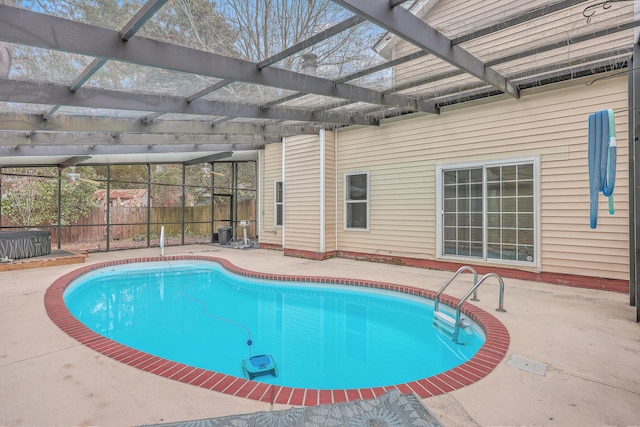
[588,110,616,229]
[606,109,616,213]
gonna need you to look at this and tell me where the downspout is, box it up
[214,162,220,243]
[232,162,238,239]
[106,165,111,251]
[256,154,261,241]
[632,0,640,319]
[334,128,339,253]
[629,58,636,308]
[181,163,186,245]
[632,41,640,321]
[282,136,286,249]
[320,129,325,254]
[57,167,62,249]
[147,163,152,249]
[0,168,2,231]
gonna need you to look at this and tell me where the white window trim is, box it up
[344,171,370,231]
[436,157,540,268]
[274,180,283,227]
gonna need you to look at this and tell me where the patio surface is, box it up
[1,245,639,427]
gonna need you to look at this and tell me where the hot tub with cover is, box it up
[0,230,51,260]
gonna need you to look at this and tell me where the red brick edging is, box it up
[44,255,510,406]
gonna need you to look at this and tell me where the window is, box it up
[439,160,536,264]
[345,172,369,230]
[275,180,283,226]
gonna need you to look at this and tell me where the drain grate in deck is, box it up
[506,354,548,376]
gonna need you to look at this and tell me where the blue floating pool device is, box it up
[242,354,277,380]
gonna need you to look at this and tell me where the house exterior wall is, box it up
[259,75,629,286]
[260,132,337,257]
[258,143,283,248]
[334,76,628,282]
[336,126,437,261]
[283,134,322,254]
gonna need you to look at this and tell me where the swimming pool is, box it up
[46,256,510,405]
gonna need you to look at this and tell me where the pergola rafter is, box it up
[184,152,233,165]
[43,0,170,120]
[59,156,92,168]
[0,114,319,137]
[331,0,520,98]
[0,79,379,126]
[0,4,436,115]
[0,143,262,162]
[308,0,598,116]
[486,20,639,67]
[0,131,274,147]
[384,22,637,98]
[177,13,369,125]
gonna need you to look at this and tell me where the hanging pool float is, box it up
[588,109,617,229]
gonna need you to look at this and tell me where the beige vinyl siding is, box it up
[337,160,436,259]
[285,134,321,252]
[425,0,537,36]
[389,1,632,98]
[336,75,628,280]
[259,143,283,247]
[324,130,337,252]
[538,80,628,280]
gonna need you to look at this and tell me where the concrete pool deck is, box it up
[1,245,639,426]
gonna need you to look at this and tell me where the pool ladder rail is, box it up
[433,266,506,343]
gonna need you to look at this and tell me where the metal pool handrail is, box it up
[434,265,478,313]
[453,272,506,342]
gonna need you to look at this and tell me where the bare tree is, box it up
[141,0,237,56]
[210,0,385,102]
[220,0,382,76]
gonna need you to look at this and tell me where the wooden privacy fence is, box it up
[1,200,256,245]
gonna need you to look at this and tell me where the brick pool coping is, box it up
[44,255,510,406]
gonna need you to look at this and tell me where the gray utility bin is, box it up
[218,225,233,245]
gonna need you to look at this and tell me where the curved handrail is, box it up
[434,265,477,313]
[453,272,506,342]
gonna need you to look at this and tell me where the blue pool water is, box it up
[64,260,485,389]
